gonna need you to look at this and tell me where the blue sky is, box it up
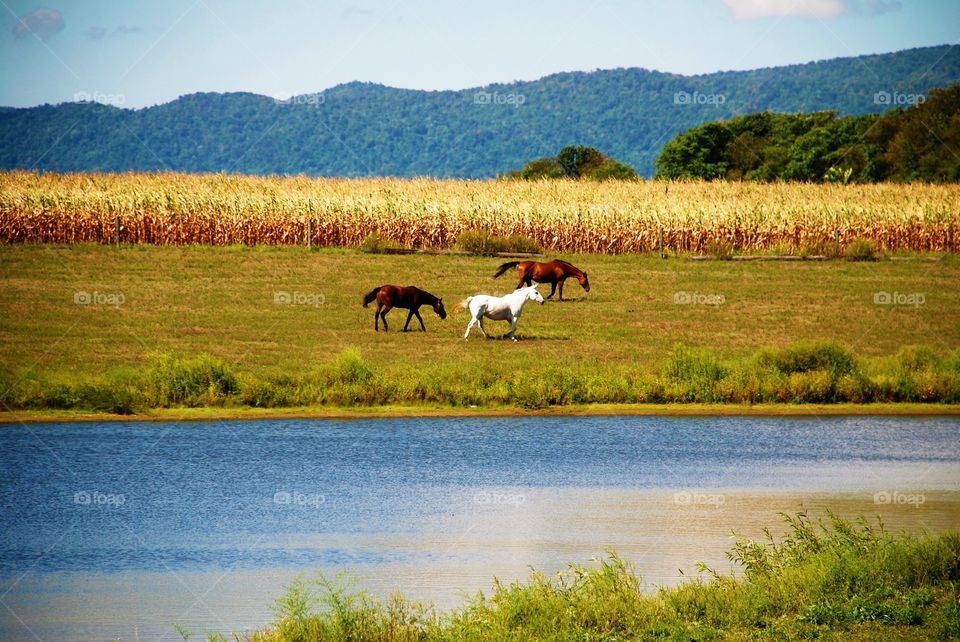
[1,0,957,108]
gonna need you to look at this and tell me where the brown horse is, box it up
[362,285,447,332]
[493,259,590,300]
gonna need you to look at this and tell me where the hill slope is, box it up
[1,45,958,178]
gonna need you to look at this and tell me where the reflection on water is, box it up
[0,415,957,640]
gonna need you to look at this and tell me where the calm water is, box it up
[1,415,958,641]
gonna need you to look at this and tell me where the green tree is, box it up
[556,145,607,178]
[510,146,636,180]
[655,122,734,180]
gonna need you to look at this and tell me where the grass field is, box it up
[1,244,959,413]
[209,513,960,641]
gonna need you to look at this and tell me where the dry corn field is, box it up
[1,171,958,253]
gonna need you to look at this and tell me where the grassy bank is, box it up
[191,513,960,641]
[1,245,958,413]
[4,402,959,424]
[3,342,959,414]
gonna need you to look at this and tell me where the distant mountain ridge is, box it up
[1,45,958,178]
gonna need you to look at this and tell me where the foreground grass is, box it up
[1,245,959,412]
[193,513,960,641]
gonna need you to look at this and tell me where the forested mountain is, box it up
[1,45,958,178]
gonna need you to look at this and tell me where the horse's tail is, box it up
[362,286,382,307]
[451,296,473,313]
[493,261,521,279]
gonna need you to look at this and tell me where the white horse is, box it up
[456,285,544,340]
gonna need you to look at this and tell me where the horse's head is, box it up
[528,287,545,305]
[578,271,590,292]
[434,299,447,320]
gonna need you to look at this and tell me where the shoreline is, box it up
[2,402,958,424]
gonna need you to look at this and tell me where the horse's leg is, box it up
[478,316,489,338]
[375,302,382,331]
[414,309,426,331]
[546,282,556,299]
[380,304,391,332]
[464,314,478,339]
[507,316,518,340]
[558,279,565,301]
[403,309,415,331]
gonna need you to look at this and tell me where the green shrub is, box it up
[845,237,877,261]
[332,347,374,385]
[895,345,942,372]
[147,352,238,407]
[586,158,637,180]
[504,234,541,254]
[803,238,842,258]
[453,231,540,255]
[454,230,508,255]
[757,341,858,377]
[513,157,566,180]
[663,344,728,402]
[74,383,140,414]
[359,232,389,254]
[249,513,960,641]
[704,238,734,259]
[786,370,835,402]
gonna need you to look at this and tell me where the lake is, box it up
[1,415,958,641]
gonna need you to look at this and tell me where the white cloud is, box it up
[722,0,903,19]
[722,0,846,19]
[12,6,65,41]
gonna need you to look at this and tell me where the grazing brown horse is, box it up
[362,285,447,332]
[493,259,590,300]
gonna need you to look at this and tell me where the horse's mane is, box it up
[554,259,581,273]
